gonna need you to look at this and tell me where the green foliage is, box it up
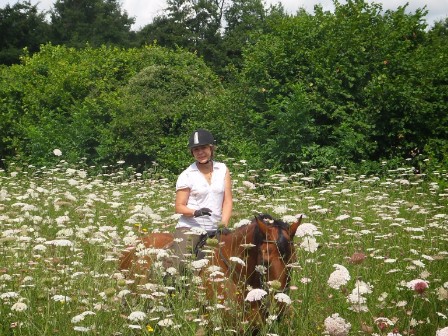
[1,0,447,174]
[237,0,448,169]
[98,54,224,172]
[137,0,224,70]
[0,1,50,65]
[0,44,220,169]
[222,0,268,69]
[50,0,135,48]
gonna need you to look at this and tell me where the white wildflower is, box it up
[117,290,131,298]
[166,267,178,276]
[46,239,73,247]
[242,181,256,189]
[73,326,91,332]
[71,311,95,323]
[0,292,19,300]
[295,223,319,237]
[158,318,174,327]
[229,256,246,266]
[33,244,47,252]
[300,236,319,253]
[52,295,71,302]
[245,288,268,302]
[273,205,288,214]
[234,219,251,228]
[186,227,207,236]
[436,327,448,336]
[191,259,209,270]
[255,265,267,275]
[11,302,28,312]
[274,293,292,305]
[128,311,146,322]
[324,313,351,336]
[327,264,351,289]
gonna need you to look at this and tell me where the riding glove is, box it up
[194,207,212,217]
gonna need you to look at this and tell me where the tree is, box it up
[50,0,135,48]
[0,1,50,65]
[222,0,268,68]
[237,0,446,168]
[137,0,226,70]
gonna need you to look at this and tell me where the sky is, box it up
[1,0,447,30]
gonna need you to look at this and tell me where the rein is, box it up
[215,231,233,271]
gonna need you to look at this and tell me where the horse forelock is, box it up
[225,214,294,259]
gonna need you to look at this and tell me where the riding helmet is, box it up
[188,129,215,149]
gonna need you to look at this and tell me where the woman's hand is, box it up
[194,208,212,217]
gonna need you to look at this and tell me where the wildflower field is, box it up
[1,158,447,336]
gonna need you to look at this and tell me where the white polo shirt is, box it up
[176,161,227,231]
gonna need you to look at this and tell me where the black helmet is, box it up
[188,129,215,149]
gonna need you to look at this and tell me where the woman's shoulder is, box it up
[181,162,198,172]
[177,163,198,178]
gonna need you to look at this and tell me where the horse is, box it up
[118,213,301,333]
[199,214,301,332]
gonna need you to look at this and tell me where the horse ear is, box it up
[289,215,302,237]
[255,216,269,235]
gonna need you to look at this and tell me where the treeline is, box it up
[0,0,447,174]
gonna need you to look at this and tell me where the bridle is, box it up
[258,233,296,293]
[211,221,296,293]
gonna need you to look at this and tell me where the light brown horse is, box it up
[118,213,301,332]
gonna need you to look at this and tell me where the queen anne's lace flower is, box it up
[245,288,267,302]
[274,293,292,305]
[157,318,174,327]
[128,311,146,322]
[295,223,318,237]
[436,327,448,336]
[327,264,351,289]
[46,239,73,247]
[324,313,351,336]
[11,302,28,312]
[52,295,71,302]
[347,280,373,312]
[71,311,95,323]
[229,256,246,266]
[191,259,209,270]
[234,219,251,228]
[300,236,319,253]
[0,292,19,300]
[242,181,256,189]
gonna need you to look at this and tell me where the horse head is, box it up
[254,213,301,292]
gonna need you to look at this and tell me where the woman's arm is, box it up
[220,168,233,226]
[175,188,195,217]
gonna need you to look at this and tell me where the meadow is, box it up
[1,156,447,336]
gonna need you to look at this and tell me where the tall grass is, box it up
[0,158,447,335]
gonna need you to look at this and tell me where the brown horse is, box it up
[118,213,301,332]
[199,214,301,332]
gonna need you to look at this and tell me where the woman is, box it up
[173,129,233,270]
